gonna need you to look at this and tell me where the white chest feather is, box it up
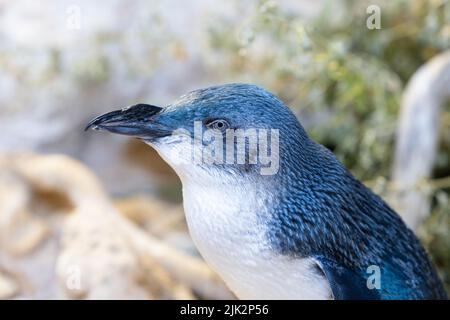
[182,181,332,300]
[152,141,332,299]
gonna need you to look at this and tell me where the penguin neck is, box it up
[179,165,332,300]
[180,170,277,254]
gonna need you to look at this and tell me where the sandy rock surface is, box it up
[0,153,233,299]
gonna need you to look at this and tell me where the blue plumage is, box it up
[87,83,447,299]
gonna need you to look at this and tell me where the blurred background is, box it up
[0,0,449,299]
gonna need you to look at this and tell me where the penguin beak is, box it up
[85,104,171,139]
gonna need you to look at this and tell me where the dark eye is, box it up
[206,119,230,131]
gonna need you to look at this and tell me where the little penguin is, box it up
[86,83,447,300]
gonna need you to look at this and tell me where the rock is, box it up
[0,153,232,299]
[0,272,19,299]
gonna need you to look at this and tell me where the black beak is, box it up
[85,104,169,139]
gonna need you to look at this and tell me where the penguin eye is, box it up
[206,119,230,131]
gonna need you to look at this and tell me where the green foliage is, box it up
[419,191,450,292]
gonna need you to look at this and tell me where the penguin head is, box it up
[86,83,309,182]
